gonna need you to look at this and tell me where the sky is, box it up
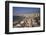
[13,7,40,16]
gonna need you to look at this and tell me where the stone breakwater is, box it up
[13,16,40,28]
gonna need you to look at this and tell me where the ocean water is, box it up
[13,16,25,22]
